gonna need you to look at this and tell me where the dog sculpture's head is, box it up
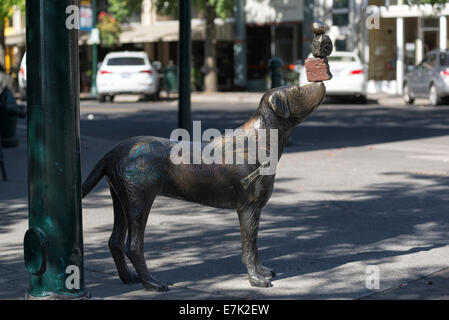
[261,82,325,124]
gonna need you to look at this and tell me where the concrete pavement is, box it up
[1,93,449,299]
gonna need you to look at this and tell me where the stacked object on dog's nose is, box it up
[305,21,333,82]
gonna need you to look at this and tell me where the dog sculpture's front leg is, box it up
[237,205,273,287]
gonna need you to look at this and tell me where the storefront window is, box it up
[334,39,347,51]
[332,0,349,27]
[275,26,294,64]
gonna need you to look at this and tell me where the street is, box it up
[1,93,449,299]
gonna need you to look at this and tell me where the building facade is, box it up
[3,6,26,82]
[367,1,449,94]
[5,1,448,94]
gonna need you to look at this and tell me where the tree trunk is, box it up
[203,3,217,92]
[0,21,6,71]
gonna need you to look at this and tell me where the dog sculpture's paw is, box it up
[257,265,276,279]
[142,277,169,292]
[249,273,273,288]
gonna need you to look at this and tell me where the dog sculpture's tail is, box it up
[82,155,107,198]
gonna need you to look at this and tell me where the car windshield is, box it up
[440,53,449,66]
[328,56,356,62]
[107,57,146,66]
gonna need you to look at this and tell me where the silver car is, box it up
[404,49,449,106]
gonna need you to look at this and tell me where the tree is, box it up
[97,11,122,48]
[0,0,24,70]
[109,0,233,92]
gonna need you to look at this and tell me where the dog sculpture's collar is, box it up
[240,161,271,190]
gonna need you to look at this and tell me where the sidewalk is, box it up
[1,97,449,299]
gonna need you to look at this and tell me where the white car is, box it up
[299,51,367,103]
[96,51,160,102]
[18,52,27,100]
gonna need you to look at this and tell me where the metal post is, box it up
[90,0,98,97]
[303,0,314,60]
[233,0,247,89]
[269,58,283,88]
[178,0,192,135]
[24,0,86,298]
[396,17,404,96]
[440,15,447,50]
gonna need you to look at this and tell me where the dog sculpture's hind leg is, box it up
[121,183,168,292]
[107,183,140,284]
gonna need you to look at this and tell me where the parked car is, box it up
[96,51,160,102]
[299,51,368,103]
[18,52,27,101]
[403,49,449,106]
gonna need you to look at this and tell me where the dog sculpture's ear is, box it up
[268,88,291,119]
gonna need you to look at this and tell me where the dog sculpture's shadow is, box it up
[82,168,449,298]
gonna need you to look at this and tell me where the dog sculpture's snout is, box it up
[291,82,326,118]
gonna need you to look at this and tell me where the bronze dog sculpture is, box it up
[82,83,326,291]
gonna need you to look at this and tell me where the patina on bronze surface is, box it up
[82,82,327,291]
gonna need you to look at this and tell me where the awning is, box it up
[118,20,234,44]
[5,32,25,47]
[380,4,449,18]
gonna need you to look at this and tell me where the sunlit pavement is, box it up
[1,92,449,299]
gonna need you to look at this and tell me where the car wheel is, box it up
[403,83,414,104]
[97,94,106,103]
[153,90,160,101]
[142,94,152,101]
[429,84,441,106]
[356,95,367,104]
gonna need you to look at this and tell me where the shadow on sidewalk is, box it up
[79,102,449,152]
[71,170,449,298]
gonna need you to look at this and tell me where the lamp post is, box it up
[234,0,247,89]
[303,0,314,60]
[90,0,98,97]
[178,0,192,135]
[24,0,86,299]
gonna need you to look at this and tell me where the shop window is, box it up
[275,26,294,64]
[332,0,349,27]
[335,39,347,51]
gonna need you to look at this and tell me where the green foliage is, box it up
[119,0,234,20]
[420,0,448,5]
[108,0,143,23]
[0,0,24,21]
[97,12,122,48]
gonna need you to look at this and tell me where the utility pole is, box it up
[90,0,98,97]
[303,0,314,60]
[178,0,192,135]
[24,0,87,299]
[234,0,247,89]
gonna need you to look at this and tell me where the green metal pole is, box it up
[178,0,192,135]
[302,0,314,60]
[24,0,86,298]
[90,0,98,97]
[233,0,247,89]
